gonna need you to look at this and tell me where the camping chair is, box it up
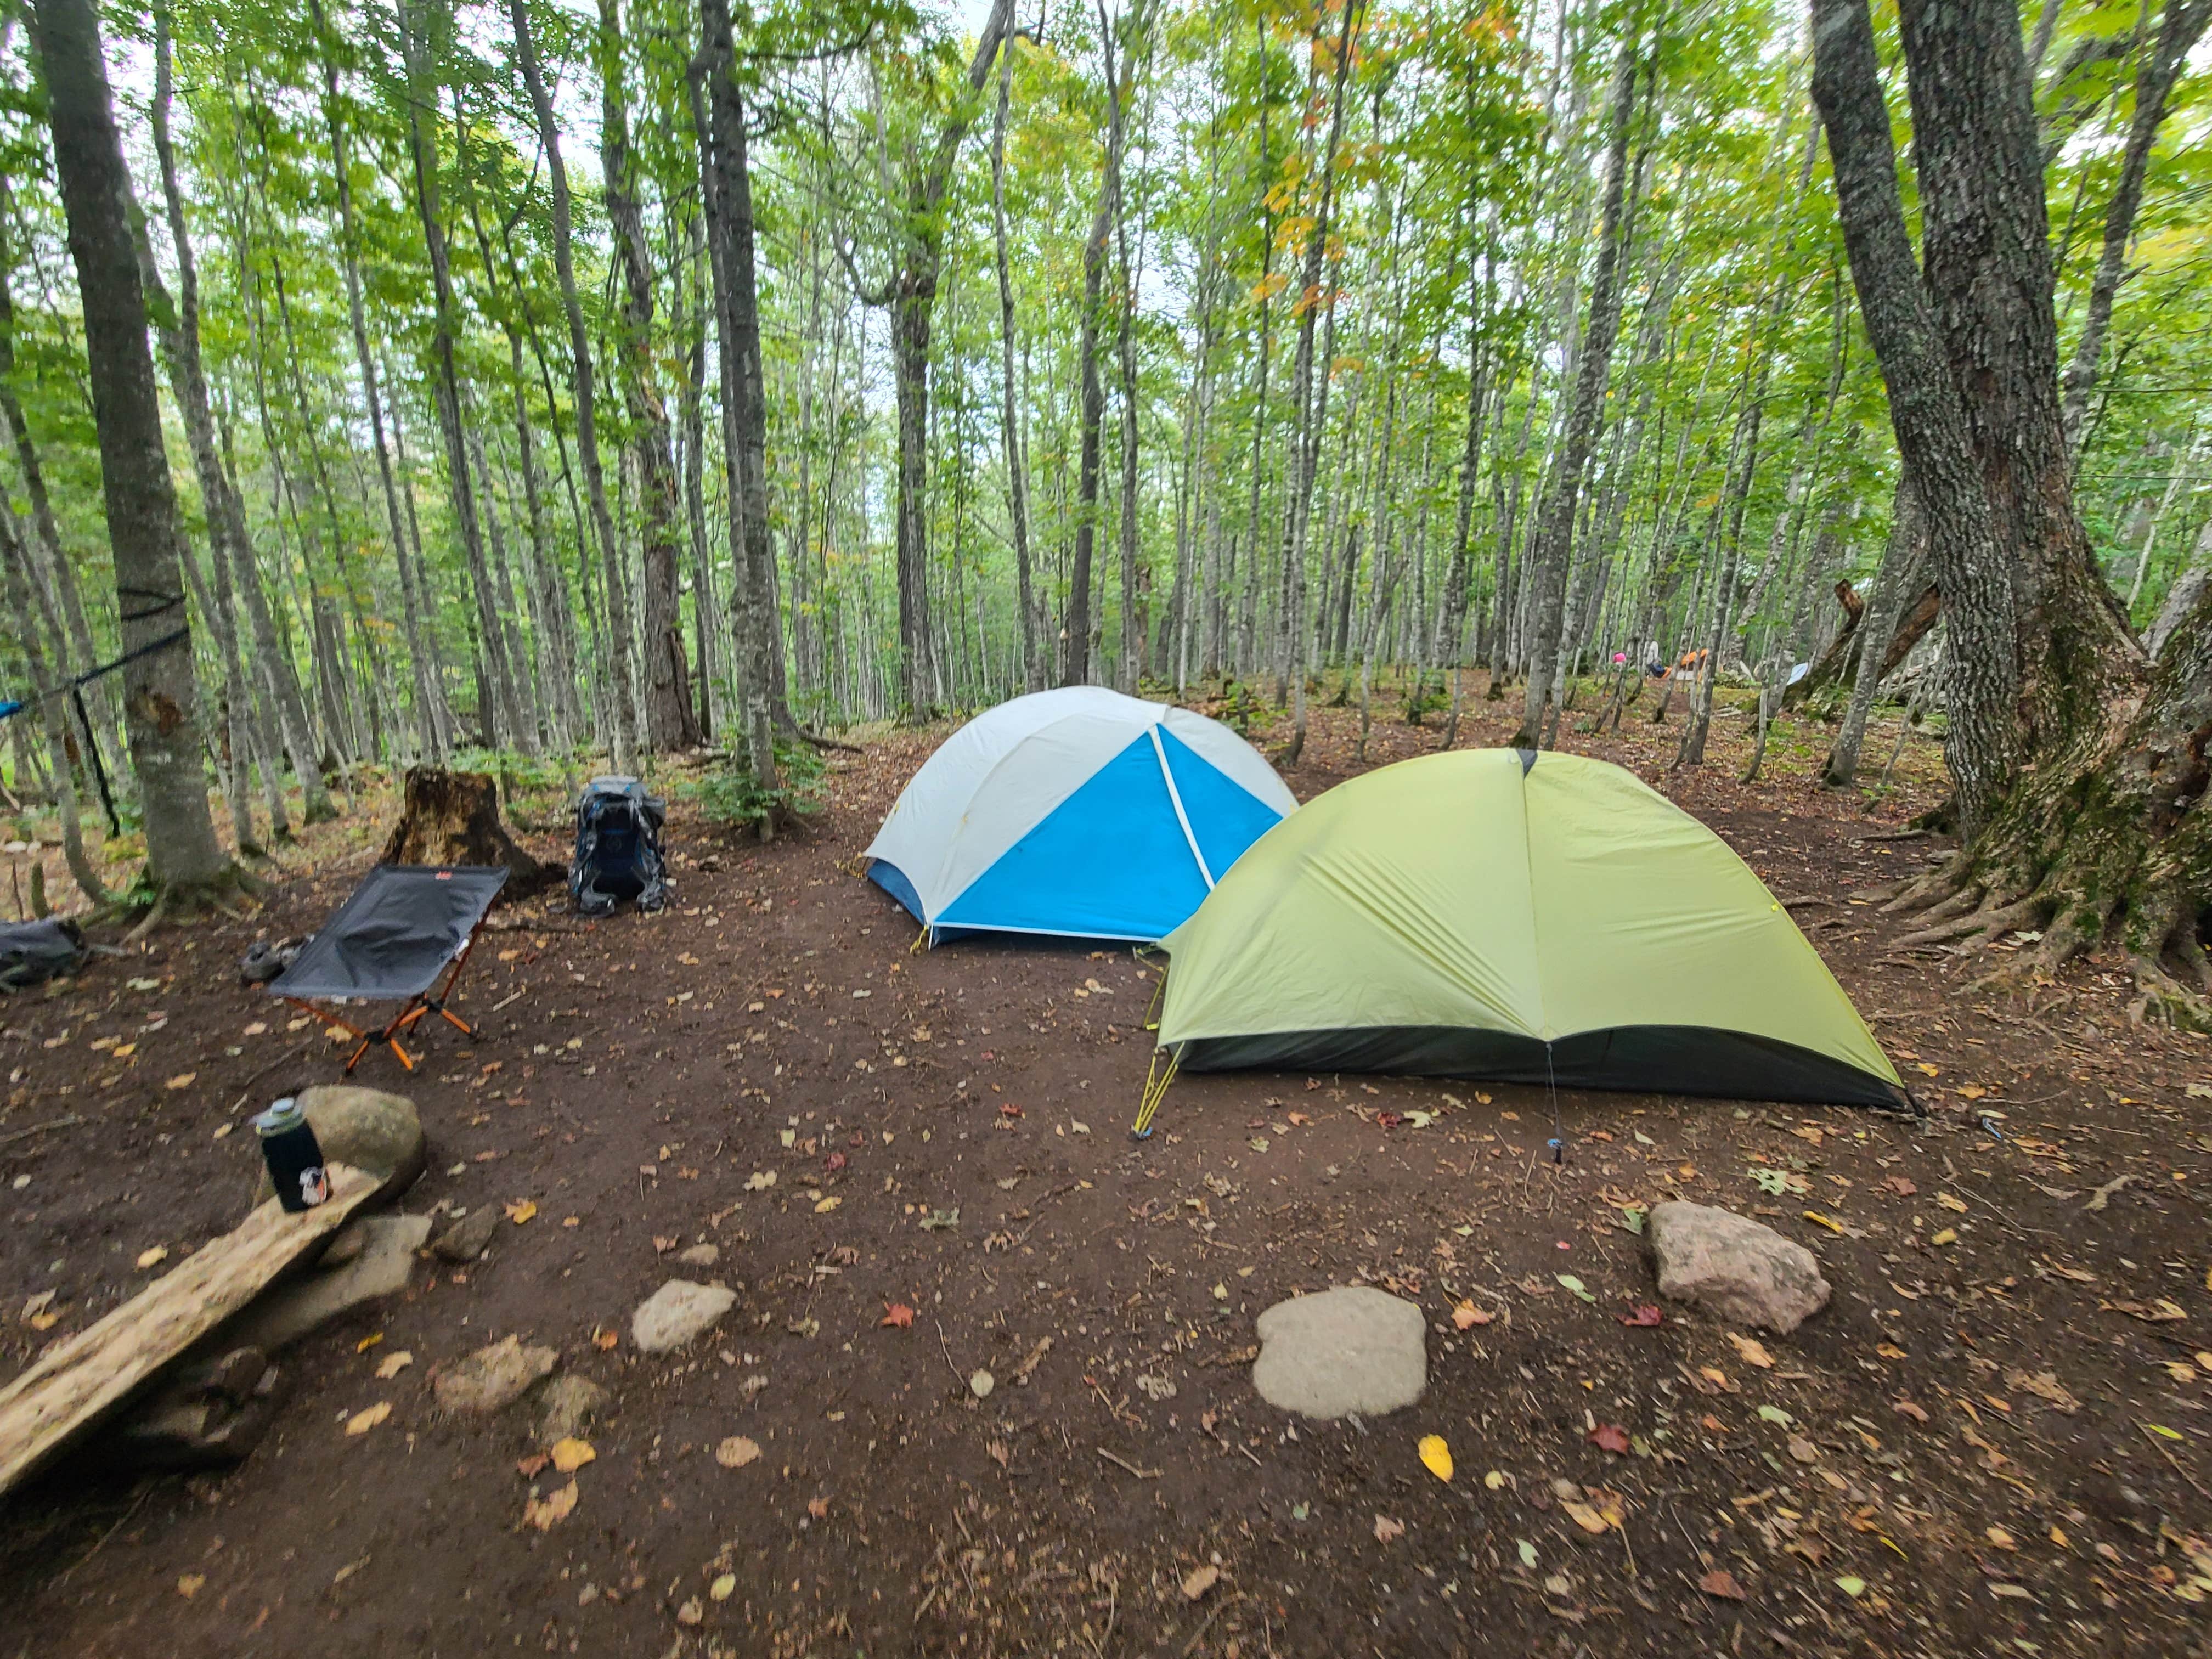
[268,866,509,1074]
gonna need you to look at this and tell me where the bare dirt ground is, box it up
[4,673,2211,1659]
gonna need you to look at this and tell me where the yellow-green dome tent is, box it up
[1154,749,1909,1110]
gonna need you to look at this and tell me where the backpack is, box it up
[569,776,669,916]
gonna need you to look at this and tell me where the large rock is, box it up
[631,1280,737,1355]
[253,1085,425,1210]
[1649,1201,1831,1334]
[1251,1286,1426,1420]
[225,1215,432,1351]
[434,1335,557,1414]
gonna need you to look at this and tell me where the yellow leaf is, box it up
[375,1350,414,1380]
[710,1572,737,1601]
[550,1437,595,1473]
[1729,1334,1775,1369]
[715,1436,763,1469]
[1936,1192,1970,1213]
[1483,1469,1508,1491]
[136,1245,170,1269]
[356,1333,383,1352]
[176,1573,205,1599]
[522,1479,578,1530]
[1916,1062,1940,1077]
[504,1200,538,1225]
[1418,1435,1454,1481]
[345,1401,391,1436]
[1957,1084,1987,1100]
[1931,1228,1957,1246]
[165,1072,197,1090]
[1803,1211,1843,1233]
[1564,1500,1611,1535]
[814,1195,842,1214]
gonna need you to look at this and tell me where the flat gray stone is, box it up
[1649,1201,1831,1334]
[253,1085,425,1209]
[538,1375,610,1442]
[225,1215,432,1351]
[631,1280,737,1355]
[432,1206,500,1263]
[1252,1286,1426,1420]
[434,1334,557,1414]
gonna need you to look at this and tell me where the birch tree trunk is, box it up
[1510,43,1639,751]
[29,0,228,893]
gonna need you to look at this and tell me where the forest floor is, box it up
[3,672,2211,1659]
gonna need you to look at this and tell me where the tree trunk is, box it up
[29,0,228,894]
[1824,478,1926,786]
[1510,43,1639,751]
[1811,0,2023,838]
[990,35,1044,692]
[2057,0,2211,455]
[0,496,104,904]
[599,0,698,752]
[507,0,630,766]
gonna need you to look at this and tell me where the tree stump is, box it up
[379,768,558,896]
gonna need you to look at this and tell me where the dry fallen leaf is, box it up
[165,1072,196,1091]
[1452,1300,1493,1329]
[592,1328,619,1351]
[522,1480,578,1530]
[1373,1515,1405,1544]
[881,1303,915,1328]
[1588,1423,1631,1455]
[1699,1568,1748,1601]
[1893,1398,1929,1423]
[504,1199,538,1225]
[136,1245,169,1270]
[345,1401,391,1436]
[516,1453,549,1477]
[710,1572,737,1601]
[550,1437,595,1473]
[806,1495,831,1519]
[1181,1563,1220,1601]
[1564,1500,1611,1535]
[176,1573,205,1599]
[1418,1434,1454,1481]
[375,1350,414,1380]
[1729,1334,1775,1369]
[715,1436,763,1469]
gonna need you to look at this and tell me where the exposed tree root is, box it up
[1890,894,2045,952]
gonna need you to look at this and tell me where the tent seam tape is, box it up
[1149,726,1215,889]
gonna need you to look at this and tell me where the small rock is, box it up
[631,1280,737,1355]
[675,1243,720,1268]
[253,1085,425,1209]
[538,1375,610,1442]
[432,1206,501,1263]
[1649,1201,1831,1333]
[433,1334,557,1414]
[1252,1285,1426,1420]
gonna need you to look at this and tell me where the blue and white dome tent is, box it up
[864,687,1300,945]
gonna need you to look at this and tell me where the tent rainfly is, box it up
[865,687,1299,945]
[1155,748,1911,1110]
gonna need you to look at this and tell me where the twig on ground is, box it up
[2140,1421,2212,1502]
[1180,1592,1239,1656]
[1095,1447,1160,1480]
[933,1317,967,1388]
[227,1042,314,1115]
[0,1113,86,1148]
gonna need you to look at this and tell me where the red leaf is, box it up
[824,1152,848,1173]
[998,1102,1024,1118]
[1698,1568,1748,1601]
[1588,1423,1632,1455]
[1376,1111,1404,1128]
[516,1453,550,1477]
[1618,1305,1664,1328]
[881,1303,916,1329]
